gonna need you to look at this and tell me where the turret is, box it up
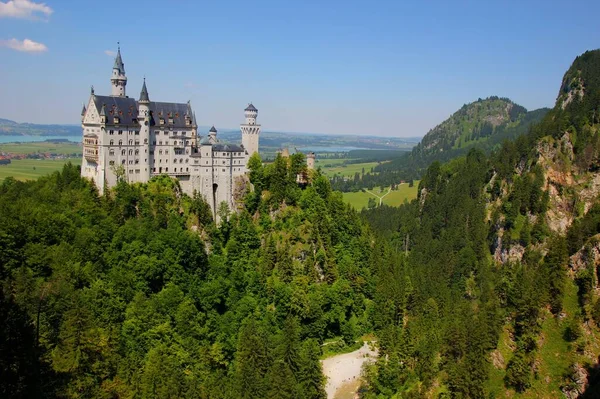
[307,152,316,170]
[81,104,87,122]
[138,79,151,181]
[110,44,127,97]
[240,103,260,156]
[208,126,218,144]
[100,103,107,124]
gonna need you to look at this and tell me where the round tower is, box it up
[240,103,260,156]
[307,152,316,170]
[111,45,127,97]
[208,126,218,144]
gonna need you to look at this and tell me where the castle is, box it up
[80,47,260,215]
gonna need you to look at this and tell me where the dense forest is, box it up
[0,153,381,398]
[2,49,600,399]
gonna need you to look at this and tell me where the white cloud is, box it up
[104,50,117,57]
[0,0,53,20]
[0,38,47,52]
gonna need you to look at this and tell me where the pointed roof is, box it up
[113,46,125,74]
[209,126,217,133]
[81,104,87,116]
[245,103,257,112]
[139,78,150,102]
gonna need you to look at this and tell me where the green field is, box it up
[342,183,419,209]
[0,158,81,181]
[0,141,81,155]
[318,159,385,178]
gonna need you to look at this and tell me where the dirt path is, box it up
[321,342,378,399]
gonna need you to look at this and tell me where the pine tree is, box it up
[297,339,326,399]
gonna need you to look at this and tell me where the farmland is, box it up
[0,158,82,181]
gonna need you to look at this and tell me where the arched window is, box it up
[118,140,122,146]
[121,149,126,156]
[144,138,148,144]
[129,140,133,145]
[109,139,114,145]
[135,149,139,155]
[159,150,163,155]
[129,149,133,155]
[109,149,115,156]
[121,159,125,164]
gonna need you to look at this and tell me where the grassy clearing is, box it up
[342,183,419,210]
[0,158,81,181]
[319,160,383,178]
[0,141,81,155]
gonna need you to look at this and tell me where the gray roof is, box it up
[139,79,150,102]
[113,48,125,74]
[94,95,137,125]
[91,95,194,127]
[245,103,257,112]
[213,143,245,152]
[209,125,217,133]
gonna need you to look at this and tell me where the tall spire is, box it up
[110,43,127,97]
[139,78,150,103]
[113,42,125,74]
[81,104,87,116]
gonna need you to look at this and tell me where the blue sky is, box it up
[1,0,599,137]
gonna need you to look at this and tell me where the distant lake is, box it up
[0,135,79,144]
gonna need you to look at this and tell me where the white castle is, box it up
[80,47,260,215]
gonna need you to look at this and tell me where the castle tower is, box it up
[307,152,316,170]
[110,45,127,97]
[240,103,260,156]
[138,79,151,181]
[208,126,218,144]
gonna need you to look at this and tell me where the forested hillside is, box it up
[359,49,600,397]
[377,97,549,180]
[0,153,386,398]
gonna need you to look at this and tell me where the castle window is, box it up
[109,160,114,165]
[121,159,125,164]
[109,140,114,145]
[165,150,168,154]
[144,139,148,144]
[118,130,123,135]
[159,141,162,145]
[165,167,168,172]
[129,140,133,145]
[135,131,139,135]
[121,149,126,155]
[109,149,115,156]
[159,150,163,155]
[164,131,168,135]
[129,150,133,155]
[135,141,139,145]
[135,149,139,155]
[119,140,123,146]
[185,159,188,163]
[186,167,189,172]
[109,130,114,135]
[135,159,139,164]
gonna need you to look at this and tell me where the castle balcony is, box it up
[83,134,99,162]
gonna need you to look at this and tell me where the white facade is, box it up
[81,48,259,216]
